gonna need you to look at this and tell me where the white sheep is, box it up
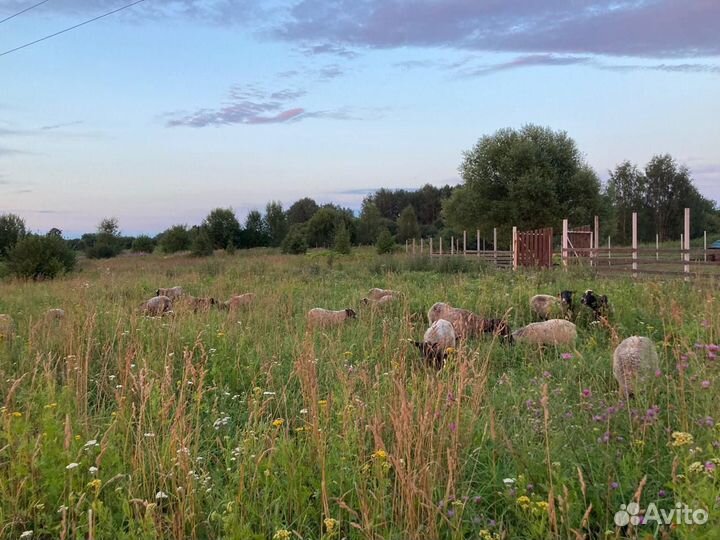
[306,308,357,329]
[613,336,659,398]
[412,319,457,369]
[367,288,400,301]
[142,295,173,316]
[362,294,399,308]
[530,294,562,320]
[45,308,65,320]
[156,286,184,300]
[220,293,256,311]
[512,319,577,346]
[0,314,15,341]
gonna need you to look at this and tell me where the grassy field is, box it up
[0,249,718,539]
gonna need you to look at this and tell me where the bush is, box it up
[191,228,214,257]
[333,222,351,254]
[376,228,395,254]
[158,225,191,253]
[225,240,236,255]
[7,234,76,279]
[131,235,155,253]
[281,226,308,255]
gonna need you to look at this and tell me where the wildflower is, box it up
[503,478,516,486]
[66,463,79,470]
[318,399,328,407]
[705,461,716,474]
[671,431,694,447]
[272,418,284,428]
[11,411,22,418]
[84,439,97,447]
[74,435,81,441]
[372,449,388,461]
[87,479,102,490]
[447,509,455,518]
[299,408,308,414]
[89,466,98,474]
[446,347,456,354]
[479,530,500,540]
[324,517,339,533]
[543,371,551,378]
[581,388,592,398]
[216,331,225,337]
[655,369,662,377]
[44,403,57,409]
[273,530,291,540]
[20,532,33,539]
[144,432,155,438]
[155,491,169,500]
[709,352,717,360]
[561,352,574,360]
[610,482,619,490]
[688,461,705,474]
[343,351,353,358]
[516,495,531,509]
[701,380,711,389]
[632,439,645,449]
[534,501,549,512]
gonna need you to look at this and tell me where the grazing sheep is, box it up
[413,319,457,369]
[307,308,357,329]
[45,308,65,320]
[362,294,399,307]
[220,293,256,311]
[156,286,184,300]
[427,302,509,340]
[512,319,577,346]
[0,314,15,340]
[613,336,659,399]
[182,296,216,312]
[142,295,173,316]
[530,291,574,320]
[367,288,400,301]
[581,289,609,320]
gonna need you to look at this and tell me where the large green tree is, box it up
[86,217,122,259]
[264,201,288,247]
[0,213,27,258]
[397,205,420,242]
[286,197,319,225]
[356,200,385,244]
[444,125,603,237]
[203,208,241,249]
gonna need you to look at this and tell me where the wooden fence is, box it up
[405,228,513,268]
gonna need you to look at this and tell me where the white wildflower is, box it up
[66,462,79,470]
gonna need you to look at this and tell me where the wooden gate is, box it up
[568,225,592,258]
[514,227,553,268]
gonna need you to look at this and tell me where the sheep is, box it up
[362,294,399,308]
[0,314,15,341]
[45,308,65,320]
[220,293,256,311]
[182,296,216,313]
[142,295,173,316]
[306,308,357,329]
[367,288,400,301]
[612,336,659,399]
[581,289,609,320]
[512,319,577,346]
[530,291,574,320]
[156,286,184,300]
[412,319,457,369]
[427,302,510,340]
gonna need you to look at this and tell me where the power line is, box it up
[0,0,145,58]
[0,0,52,25]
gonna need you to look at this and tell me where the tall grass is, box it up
[0,249,718,539]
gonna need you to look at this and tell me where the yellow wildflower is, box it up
[295,427,305,432]
[44,403,57,409]
[479,530,500,540]
[445,347,456,354]
[87,479,102,490]
[11,411,22,418]
[324,517,339,533]
[532,501,549,515]
[343,351,353,358]
[688,461,705,474]
[632,439,645,448]
[272,418,284,428]
[216,331,225,337]
[671,431,694,447]
[273,530,291,540]
[318,399,328,407]
[74,435,81,441]
[372,449,388,461]
[516,495,531,509]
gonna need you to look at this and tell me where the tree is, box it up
[265,201,288,247]
[131,235,155,253]
[605,161,645,244]
[333,221,351,254]
[242,210,270,248]
[203,208,241,249]
[376,228,395,254]
[87,217,122,259]
[0,213,27,258]
[281,225,308,254]
[190,227,214,257]
[286,197,319,225]
[7,234,76,279]
[357,200,384,244]
[444,125,602,238]
[158,225,191,253]
[397,205,420,242]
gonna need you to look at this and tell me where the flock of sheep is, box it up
[0,285,658,400]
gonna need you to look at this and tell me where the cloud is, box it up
[458,54,592,76]
[164,84,355,127]
[296,43,360,59]
[274,1,720,59]
[0,146,28,156]
[40,120,84,131]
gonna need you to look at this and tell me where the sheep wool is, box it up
[423,319,457,351]
[367,288,400,301]
[612,336,659,398]
[156,286,184,300]
[427,302,506,340]
[142,295,173,316]
[530,294,562,320]
[307,308,357,328]
[512,319,577,346]
[45,308,65,320]
[222,293,256,310]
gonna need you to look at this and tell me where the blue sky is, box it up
[1,0,719,236]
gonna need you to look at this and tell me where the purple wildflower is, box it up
[561,352,574,360]
[658,489,667,498]
[702,380,711,389]
[582,388,592,398]
[610,482,619,490]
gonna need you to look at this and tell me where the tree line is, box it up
[0,124,717,279]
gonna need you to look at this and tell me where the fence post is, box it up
[405,240,408,254]
[493,227,497,265]
[512,226,518,270]
[593,215,599,267]
[439,237,443,256]
[656,234,659,261]
[684,207,690,280]
[607,236,611,266]
[420,238,424,255]
[704,230,707,262]
[429,237,433,256]
[451,237,455,255]
[632,212,638,278]
[463,230,467,255]
[476,229,480,257]
[561,219,568,269]
[412,238,416,255]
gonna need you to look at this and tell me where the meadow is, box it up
[0,249,718,540]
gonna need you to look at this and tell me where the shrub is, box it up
[0,213,27,258]
[333,221,351,254]
[281,226,308,255]
[7,234,76,279]
[376,228,395,254]
[131,235,155,253]
[225,240,236,255]
[158,225,191,253]
[191,228,214,257]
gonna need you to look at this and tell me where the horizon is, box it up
[2,1,719,237]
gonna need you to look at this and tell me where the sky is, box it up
[0,0,719,237]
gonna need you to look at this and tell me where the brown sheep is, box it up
[182,296,216,313]
[512,319,577,346]
[220,293,256,311]
[45,308,65,320]
[141,296,173,316]
[427,302,510,340]
[156,286,184,300]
